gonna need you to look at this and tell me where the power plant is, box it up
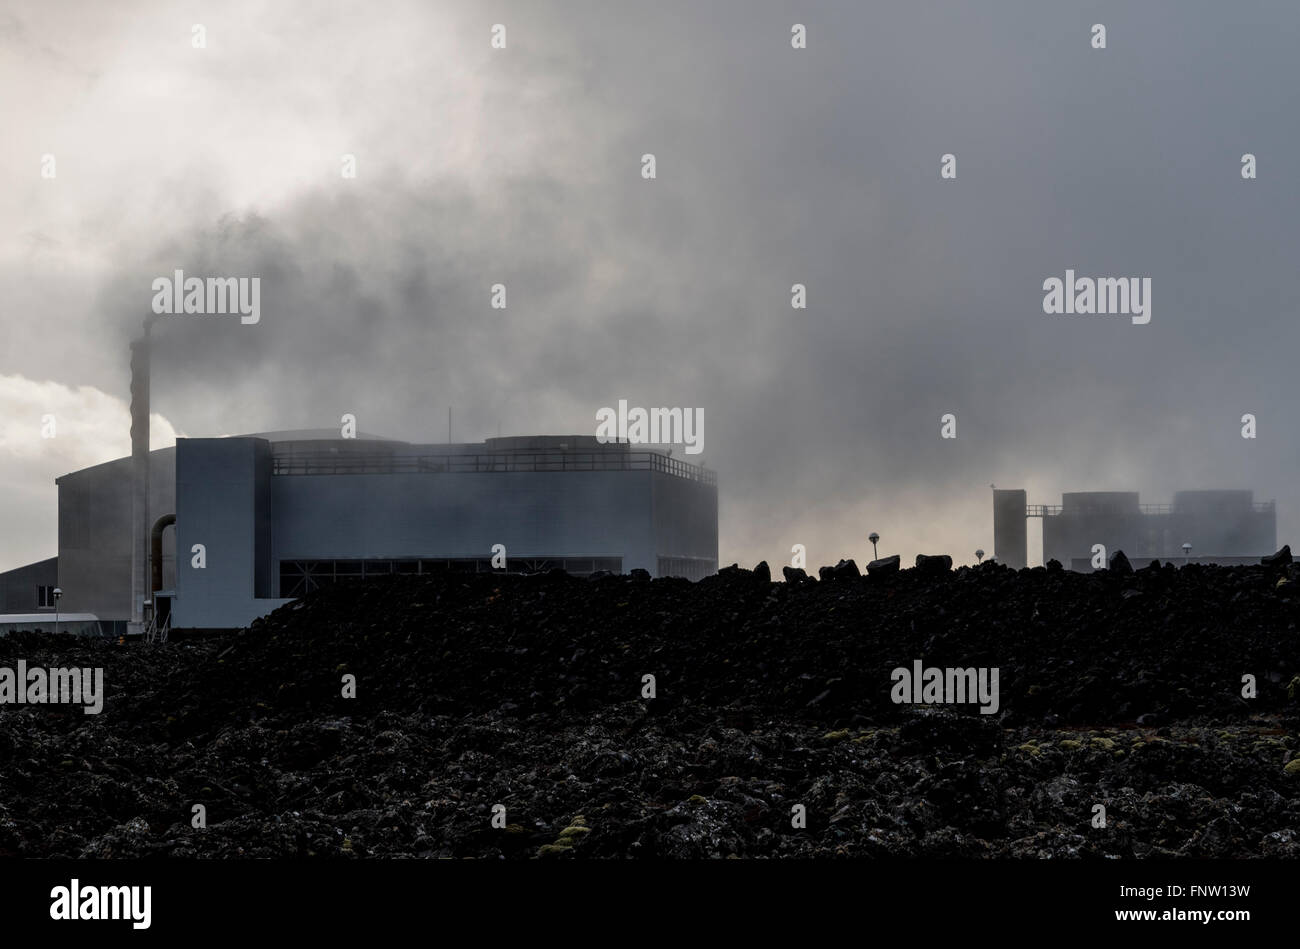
[0,328,1281,634]
[0,329,718,634]
[0,430,719,635]
[993,488,1277,570]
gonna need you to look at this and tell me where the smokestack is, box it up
[129,321,152,634]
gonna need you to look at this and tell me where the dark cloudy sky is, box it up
[2,0,1297,572]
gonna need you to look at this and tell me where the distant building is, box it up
[994,488,1276,570]
[0,557,58,615]
[0,431,718,633]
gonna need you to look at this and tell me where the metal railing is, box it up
[1028,501,1274,517]
[144,611,170,644]
[1025,504,1060,517]
[272,449,717,485]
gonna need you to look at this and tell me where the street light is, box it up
[1181,542,1192,566]
[975,549,985,563]
[53,587,62,636]
[869,532,880,560]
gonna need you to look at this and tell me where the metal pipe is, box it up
[129,322,152,635]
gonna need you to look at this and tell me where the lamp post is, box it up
[53,587,62,635]
[869,532,880,561]
[975,549,985,564]
[1181,542,1192,567]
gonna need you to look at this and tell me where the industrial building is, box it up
[0,431,719,634]
[0,327,717,635]
[994,488,1276,570]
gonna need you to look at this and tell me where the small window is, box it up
[37,585,54,608]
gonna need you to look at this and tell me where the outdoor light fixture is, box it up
[1181,542,1192,566]
[976,549,985,563]
[53,586,62,636]
[869,532,880,560]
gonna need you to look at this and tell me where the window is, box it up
[37,585,55,608]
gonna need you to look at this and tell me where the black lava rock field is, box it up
[2,558,1299,859]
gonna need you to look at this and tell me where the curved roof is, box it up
[242,429,403,443]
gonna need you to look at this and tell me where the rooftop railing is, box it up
[271,448,717,485]
[1028,501,1274,517]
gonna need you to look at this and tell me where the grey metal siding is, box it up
[55,449,175,619]
[175,438,288,629]
[651,470,718,568]
[270,468,660,587]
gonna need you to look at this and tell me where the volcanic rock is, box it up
[1,561,1297,859]
[782,566,809,585]
[820,559,859,580]
[914,554,953,574]
[1263,545,1293,567]
[867,555,900,576]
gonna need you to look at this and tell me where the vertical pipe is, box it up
[151,514,176,595]
[129,323,151,634]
